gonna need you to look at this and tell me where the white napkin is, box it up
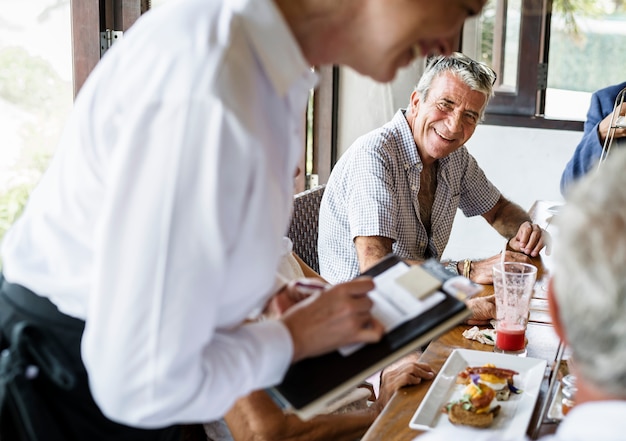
[462,326,496,345]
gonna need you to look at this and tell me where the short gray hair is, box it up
[411,52,496,120]
[553,148,626,397]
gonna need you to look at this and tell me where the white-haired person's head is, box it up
[552,147,626,398]
[410,52,496,121]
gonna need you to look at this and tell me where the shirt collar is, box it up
[235,0,318,97]
[395,110,423,169]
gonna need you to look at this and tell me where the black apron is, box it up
[0,274,182,441]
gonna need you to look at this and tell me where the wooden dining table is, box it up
[361,200,567,441]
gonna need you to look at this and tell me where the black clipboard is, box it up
[266,255,471,420]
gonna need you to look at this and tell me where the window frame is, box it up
[310,66,339,186]
[71,0,146,96]
[70,0,584,189]
[469,0,583,131]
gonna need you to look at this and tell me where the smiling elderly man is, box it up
[318,53,547,324]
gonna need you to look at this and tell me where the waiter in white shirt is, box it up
[0,0,487,439]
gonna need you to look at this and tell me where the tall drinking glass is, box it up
[493,262,537,356]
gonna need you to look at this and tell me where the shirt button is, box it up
[411,185,418,191]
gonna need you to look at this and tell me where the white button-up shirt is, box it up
[1,0,317,427]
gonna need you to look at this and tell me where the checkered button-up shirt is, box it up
[318,110,501,283]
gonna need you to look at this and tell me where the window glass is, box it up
[150,0,171,7]
[545,1,626,120]
[464,0,522,93]
[462,0,626,127]
[0,0,72,244]
[501,0,522,93]
[463,0,541,118]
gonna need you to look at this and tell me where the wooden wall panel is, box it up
[71,0,101,96]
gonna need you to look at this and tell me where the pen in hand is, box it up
[293,279,330,296]
[266,279,330,317]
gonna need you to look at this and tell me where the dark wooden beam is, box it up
[312,65,338,184]
[70,0,143,97]
[70,0,100,96]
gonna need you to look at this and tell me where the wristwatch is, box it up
[445,260,459,275]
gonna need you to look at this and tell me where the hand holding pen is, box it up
[281,277,385,362]
[264,278,329,318]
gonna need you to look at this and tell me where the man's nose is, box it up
[445,110,464,132]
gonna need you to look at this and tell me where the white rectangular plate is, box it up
[409,349,547,436]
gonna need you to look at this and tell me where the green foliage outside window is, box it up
[0,46,69,262]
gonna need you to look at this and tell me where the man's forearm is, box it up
[225,391,378,441]
[354,236,394,273]
[486,198,531,239]
[492,210,531,239]
[267,411,378,441]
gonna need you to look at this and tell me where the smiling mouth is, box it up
[434,127,454,141]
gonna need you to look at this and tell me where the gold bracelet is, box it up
[463,259,471,279]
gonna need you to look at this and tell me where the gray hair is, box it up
[410,52,496,120]
[553,148,626,397]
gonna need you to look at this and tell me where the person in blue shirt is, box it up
[560,81,626,195]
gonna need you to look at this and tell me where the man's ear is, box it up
[409,90,420,113]
[547,277,567,344]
